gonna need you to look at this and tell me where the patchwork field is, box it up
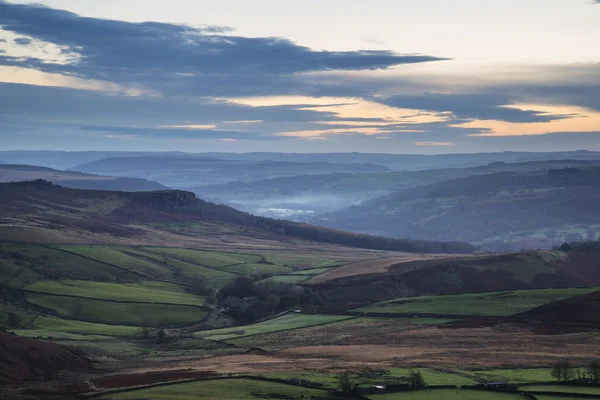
[105,378,336,400]
[195,313,352,341]
[25,280,206,305]
[356,288,599,316]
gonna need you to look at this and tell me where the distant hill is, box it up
[316,166,600,251]
[0,164,168,192]
[192,159,600,217]
[4,149,600,171]
[305,250,600,305]
[69,156,391,188]
[0,180,475,254]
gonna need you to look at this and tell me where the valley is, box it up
[0,177,599,400]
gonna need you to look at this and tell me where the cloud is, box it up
[0,1,448,96]
[13,37,31,45]
[415,141,455,146]
[379,93,575,123]
[77,124,285,141]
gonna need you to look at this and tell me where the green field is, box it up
[0,244,137,285]
[25,280,206,305]
[370,389,522,399]
[55,246,169,276]
[467,369,553,383]
[223,263,293,275]
[263,253,338,268]
[107,378,335,400]
[140,247,262,267]
[256,275,309,285]
[195,313,352,341]
[524,385,600,395]
[25,293,207,326]
[27,316,139,336]
[289,267,334,275]
[357,288,599,316]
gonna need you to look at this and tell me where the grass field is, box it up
[524,385,600,395]
[0,244,136,285]
[256,275,309,285]
[107,378,335,400]
[140,247,262,267]
[223,263,293,275]
[25,280,206,305]
[27,316,139,336]
[25,293,207,326]
[356,288,599,316]
[289,267,334,275]
[370,389,522,399]
[467,369,553,383]
[195,313,352,341]
[263,254,338,268]
[55,246,169,276]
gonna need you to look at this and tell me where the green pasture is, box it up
[55,246,169,276]
[357,288,599,316]
[24,280,206,305]
[263,253,338,268]
[370,389,522,399]
[107,378,335,400]
[25,293,207,326]
[28,316,139,336]
[195,313,351,341]
[140,247,262,267]
[223,263,293,275]
[524,385,600,394]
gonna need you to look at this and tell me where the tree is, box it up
[139,313,152,339]
[407,369,425,388]
[190,275,209,295]
[587,361,600,382]
[156,329,167,344]
[337,372,358,395]
[8,312,21,328]
[551,360,573,382]
[71,303,84,319]
[560,242,572,252]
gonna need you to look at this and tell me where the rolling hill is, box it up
[192,159,600,218]
[0,179,474,254]
[69,156,391,188]
[0,164,168,192]
[316,166,600,251]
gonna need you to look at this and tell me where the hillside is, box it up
[0,180,474,254]
[4,149,600,171]
[69,156,391,188]
[192,159,600,218]
[0,330,92,384]
[304,250,600,305]
[0,164,168,191]
[316,166,600,251]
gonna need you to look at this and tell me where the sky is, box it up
[1,0,599,154]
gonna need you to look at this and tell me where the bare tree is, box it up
[71,303,84,319]
[8,312,21,329]
[139,312,153,339]
[337,372,358,395]
[551,360,573,382]
[587,361,600,382]
[408,369,425,388]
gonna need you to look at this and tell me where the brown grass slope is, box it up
[0,330,92,384]
[0,180,474,254]
[306,251,600,305]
